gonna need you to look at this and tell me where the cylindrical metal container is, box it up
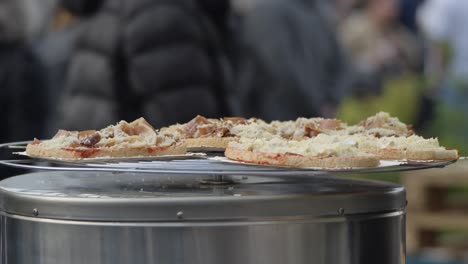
[0,171,405,264]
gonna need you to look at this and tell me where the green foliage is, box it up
[343,172,401,183]
[427,104,468,155]
[337,75,423,125]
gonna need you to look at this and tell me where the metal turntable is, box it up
[0,140,459,264]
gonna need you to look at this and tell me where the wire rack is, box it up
[0,141,458,177]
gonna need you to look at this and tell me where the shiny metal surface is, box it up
[0,157,457,176]
[0,171,406,264]
[1,211,405,264]
[0,172,405,221]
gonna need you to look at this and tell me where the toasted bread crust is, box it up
[405,149,459,160]
[364,149,407,160]
[184,137,237,151]
[364,148,459,161]
[225,146,379,168]
[26,142,187,159]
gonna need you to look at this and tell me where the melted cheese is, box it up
[230,133,444,158]
[229,122,278,139]
[39,118,176,149]
[377,135,440,150]
[346,135,441,150]
[39,133,80,149]
[360,112,409,136]
[331,125,365,136]
[230,136,367,157]
[159,124,185,140]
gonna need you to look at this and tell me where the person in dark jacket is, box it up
[0,0,48,178]
[57,0,231,131]
[233,0,353,120]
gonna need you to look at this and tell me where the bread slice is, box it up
[405,148,459,161]
[352,135,459,161]
[364,148,407,160]
[184,137,237,151]
[25,142,187,159]
[159,115,271,151]
[224,137,379,168]
[364,148,458,161]
[26,118,187,160]
[225,146,379,168]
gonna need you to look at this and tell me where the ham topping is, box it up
[80,132,101,147]
[183,115,241,138]
[184,115,212,137]
[292,118,343,139]
[318,119,343,130]
[223,117,247,125]
[357,112,412,137]
[53,129,75,139]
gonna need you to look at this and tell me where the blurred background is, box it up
[0,0,467,262]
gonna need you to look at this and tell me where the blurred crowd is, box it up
[0,0,468,163]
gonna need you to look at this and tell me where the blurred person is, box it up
[0,0,57,44]
[340,0,421,79]
[418,0,468,154]
[57,0,232,131]
[34,3,88,135]
[334,0,361,16]
[0,0,48,141]
[394,0,429,130]
[0,0,48,178]
[399,0,426,34]
[0,0,63,140]
[233,0,354,120]
[336,0,424,125]
[419,0,468,83]
[20,0,58,42]
[330,0,366,25]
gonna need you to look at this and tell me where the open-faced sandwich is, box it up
[26,118,186,159]
[159,115,267,151]
[346,134,458,160]
[224,112,458,168]
[24,112,458,167]
[271,112,413,139]
[225,136,380,168]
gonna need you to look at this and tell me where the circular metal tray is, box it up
[0,171,406,220]
[0,141,458,177]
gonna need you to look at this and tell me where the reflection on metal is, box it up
[0,211,405,264]
[0,140,413,264]
[0,171,406,264]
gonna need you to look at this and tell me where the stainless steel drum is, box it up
[0,171,405,264]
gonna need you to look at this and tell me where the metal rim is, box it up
[0,210,405,226]
[0,171,406,221]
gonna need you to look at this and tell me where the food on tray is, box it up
[23,112,458,167]
[26,118,186,159]
[225,137,380,168]
[347,134,458,160]
[159,112,417,152]
[302,134,457,160]
[223,112,458,167]
[353,111,414,137]
[160,115,261,150]
[273,118,346,139]
[272,112,412,139]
